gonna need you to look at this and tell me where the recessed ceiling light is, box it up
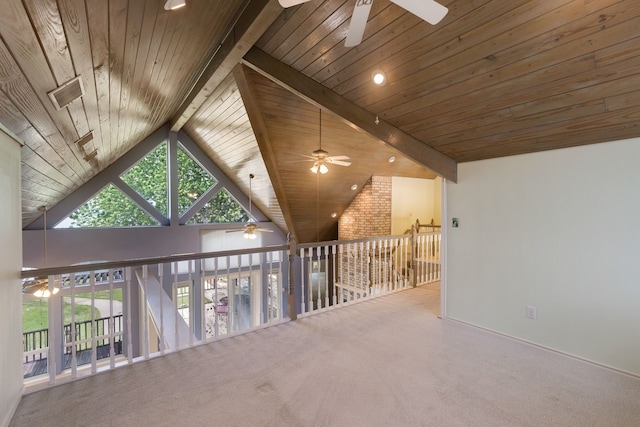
[331,212,337,218]
[388,156,396,163]
[350,184,358,190]
[372,69,386,85]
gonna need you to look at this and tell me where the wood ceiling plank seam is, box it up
[282,0,354,67]
[21,145,77,190]
[171,0,285,132]
[155,0,244,125]
[145,6,230,135]
[450,114,640,162]
[508,66,640,118]
[21,183,66,201]
[308,0,459,88]
[131,1,170,149]
[199,102,250,142]
[430,100,607,149]
[189,73,238,126]
[348,0,578,106]
[196,86,245,140]
[594,34,640,67]
[338,0,558,102]
[233,63,294,239]
[605,87,640,112]
[293,1,397,73]
[404,54,598,137]
[209,132,258,159]
[255,0,320,55]
[0,3,90,172]
[84,0,112,163]
[436,104,640,159]
[107,0,129,166]
[242,47,457,181]
[23,0,93,174]
[59,0,107,171]
[118,0,158,157]
[21,162,73,195]
[377,0,640,124]
[319,8,429,92]
[382,10,640,132]
[0,46,86,182]
[272,0,349,61]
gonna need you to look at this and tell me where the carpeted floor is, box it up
[10,283,640,426]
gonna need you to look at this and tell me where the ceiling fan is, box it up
[297,109,351,174]
[225,174,273,239]
[279,0,448,47]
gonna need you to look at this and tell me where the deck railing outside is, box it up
[21,231,440,388]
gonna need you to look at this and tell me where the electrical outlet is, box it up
[526,305,537,319]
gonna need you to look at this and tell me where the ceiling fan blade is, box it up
[278,0,312,7]
[255,228,274,233]
[328,159,352,167]
[345,0,373,47]
[327,155,350,161]
[390,0,448,25]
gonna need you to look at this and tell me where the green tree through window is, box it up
[65,142,249,227]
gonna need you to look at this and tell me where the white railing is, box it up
[21,231,440,388]
[297,231,441,316]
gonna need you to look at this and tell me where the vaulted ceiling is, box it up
[2,0,639,243]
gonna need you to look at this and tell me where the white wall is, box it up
[0,131,23,426]
[391,177,438,234]
[446,138,640,375]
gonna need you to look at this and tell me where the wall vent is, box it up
[83,149,98,162]
[48,76,84,110]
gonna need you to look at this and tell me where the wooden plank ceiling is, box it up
[2,0,640,243]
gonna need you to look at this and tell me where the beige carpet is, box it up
[11,283,640,426]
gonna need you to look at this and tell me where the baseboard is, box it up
[444,316,640,380]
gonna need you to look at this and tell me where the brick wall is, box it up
[338,175,391,240]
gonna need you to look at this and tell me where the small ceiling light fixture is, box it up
[388,156,396,163]
[350,184,358,190]
[311,162,328,174]
[372,69,386,85]
[331,212,338,218]
[164,0,186,10]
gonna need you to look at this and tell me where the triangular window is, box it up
[121,142,168,216]
[186,189,250,225]
[59,184,159,228]
[178,146,217,215]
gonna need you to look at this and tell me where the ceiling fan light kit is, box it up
[311,162,329,174]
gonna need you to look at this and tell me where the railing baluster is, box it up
[142,265,149,359]
[158,263,165,355]
[70,272,77,378]
[108,269,115,369]
[173,261,179,350]
[90,271,97,374]
[126,267,133,364]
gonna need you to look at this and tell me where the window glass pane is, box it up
[186,189,250,224]
[121,142,167,216]
[178,146,217,215]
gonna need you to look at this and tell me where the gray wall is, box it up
[23,223,286,268]
[0,130,23,426]
[446,138,640,376]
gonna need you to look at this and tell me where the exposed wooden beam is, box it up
[169,0,283,132]
[233,63,298,242]
[241,47,458,183]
